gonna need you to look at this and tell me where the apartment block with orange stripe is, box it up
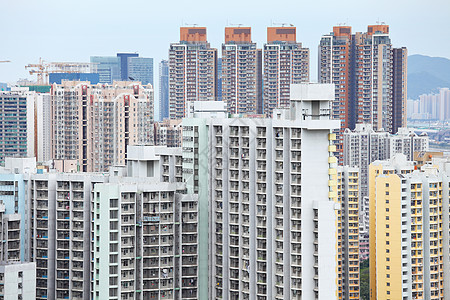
[319,25,407,162]
[221,27,262,115]
[168,27,218,119]
[263,26,309,117]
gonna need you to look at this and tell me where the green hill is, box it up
[408,54,450,99]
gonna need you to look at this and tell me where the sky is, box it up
[1,0,449,86]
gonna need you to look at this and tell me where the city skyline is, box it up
[1,0,449,84]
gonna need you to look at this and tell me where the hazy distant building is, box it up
[91,54,153,85]
[48,73,99,85]
[168,27,218,119]
[263,26,309,116]
[90,56,121,84]
[408,88,450,120]
[128,57,154,85]
[117,53,139,81]
[159,60,169,121]
[51,81,154,172]
[221,27,262,114]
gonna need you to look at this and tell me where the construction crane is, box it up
[0,61,11,63]
[25,58,97,85]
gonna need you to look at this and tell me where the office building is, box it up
[263,26,309,116]
[0,88,35,165]
[90,56,121,84]
[369,154,450,300]
[159,60,169,121]
[128,57,154,85]
[117,53,139,81]
[343,124,429,245]
[319,25,408,159]
[182,83,341,299]
[221,27,262,114]
[0,262,36,300]
[48,73,100,85]
[168,27,218,119]
[51,80,154,172]
[91,54,153,85]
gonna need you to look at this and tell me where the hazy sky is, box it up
[1,0,449,84]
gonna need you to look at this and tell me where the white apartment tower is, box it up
[182,83,341,299]
[92,146,199,300]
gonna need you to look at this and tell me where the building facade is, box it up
[159,60,170,121]
[221,27,262,115]
[90,56,121,84]
[182,83,341,299]
[128,57,154,86]
[0,262,36,300]
[51,81,154,172]
[263,26,309,117]
[369,154,450,300]
[319,25,408,159]
[168,27,218,119]
[0,88,35,165]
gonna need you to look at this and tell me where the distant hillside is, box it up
[408,54,450,99]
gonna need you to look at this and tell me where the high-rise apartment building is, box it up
[319,25,407,159]
[369,154,450,300]
[159,60,169,121]
[343,124,429,252]
[335,166,360,300]
[168,27,218,119]
[221,27,262,114]
[154,119,182,147]
[36,93,52,163]
[25,171,109,300]
[51,81,154,172]
[0,88,35,165]
[263,26,309,116]
[91,146,199,300]
[392,47,408,133]
[182,83,342,299]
